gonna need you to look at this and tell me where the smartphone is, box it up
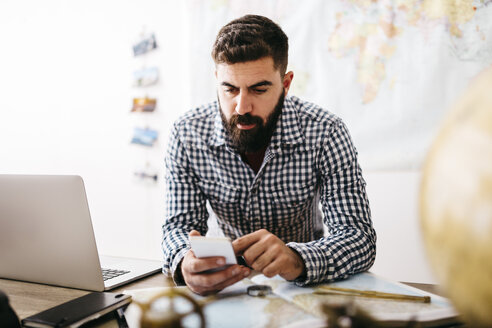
[189,236,237,266]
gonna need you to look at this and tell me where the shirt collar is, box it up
[209,96,305,151]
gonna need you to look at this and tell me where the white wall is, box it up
[365,170,437,284]
[0,0,190,261]
[0,1,437,283]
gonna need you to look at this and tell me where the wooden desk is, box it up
[0,274,448,325]
[0,273,169,320]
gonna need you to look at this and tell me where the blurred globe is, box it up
[420,66,492,326]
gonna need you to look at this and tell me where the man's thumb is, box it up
[189,230,201,237]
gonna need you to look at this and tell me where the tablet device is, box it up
[189,236,237,265]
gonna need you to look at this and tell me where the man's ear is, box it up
[283,71,294,94]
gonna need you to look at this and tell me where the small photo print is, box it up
[133,33,157,56]
[133,67,159,87]
[134,170,158,182]
[133,163,159,183]
[131,127,158,147]
[131,97,157,112]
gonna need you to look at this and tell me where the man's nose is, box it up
[235,92,252,115]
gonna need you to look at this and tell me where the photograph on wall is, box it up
[133,67,159,87]
[131,97,157,112]
[133,170,158,182]
[133,161,159,183]
[130,127,158,147]
[132,33,157,56]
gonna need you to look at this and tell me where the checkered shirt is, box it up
[162,95,376,286]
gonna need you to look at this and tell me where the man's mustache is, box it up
[230,113,263,126]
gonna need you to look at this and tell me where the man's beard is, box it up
[220,91,285,153]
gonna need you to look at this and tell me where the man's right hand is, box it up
[181,230,250,295]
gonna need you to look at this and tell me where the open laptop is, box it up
[0,174,163,291]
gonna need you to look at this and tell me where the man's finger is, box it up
[262,261,281,278]
[232,230,263,254]
[187,256,227,274]
[189,230,201,237]
[247,249,275,272]
[210,267,250,291]
[241,239,267,266]
[191,264,243,289]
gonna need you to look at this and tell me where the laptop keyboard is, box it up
[101,268,130,281]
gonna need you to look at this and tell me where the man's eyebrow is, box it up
[249,81,273,88]
[220,81,273,89]
[221,82,237,88]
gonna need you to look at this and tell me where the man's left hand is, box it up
[232,229,306,281]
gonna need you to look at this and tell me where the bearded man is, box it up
[162,14,376,295]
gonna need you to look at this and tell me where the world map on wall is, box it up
[327,0,492,104]
[186,0,492,169]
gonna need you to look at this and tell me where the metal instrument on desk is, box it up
[314,286,431,303]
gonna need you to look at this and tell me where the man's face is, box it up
[216,57,293,152]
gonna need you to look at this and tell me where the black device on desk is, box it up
[0,290,20,328]
[21,292,131,328]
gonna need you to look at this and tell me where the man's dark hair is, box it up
[212,15,289,75]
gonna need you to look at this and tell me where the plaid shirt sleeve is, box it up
[161,123,209,284]
[287,120,376,286]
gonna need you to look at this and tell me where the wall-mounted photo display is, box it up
[133,171,158,182]
[133,161,159,183]
[131,97,156,112]
[133,67,159,87]
[133,33,157,56]
[130,127,158,147]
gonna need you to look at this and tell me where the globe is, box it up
[420,66,492,326]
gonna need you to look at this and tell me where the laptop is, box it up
[0,174,163,291]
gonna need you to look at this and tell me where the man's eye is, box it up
[225,88,237,94]
[253,89,267,94]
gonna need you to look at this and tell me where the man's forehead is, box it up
[215,58,281,85]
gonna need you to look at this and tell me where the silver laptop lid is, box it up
[0,175,105,291]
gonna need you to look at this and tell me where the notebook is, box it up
[0,174,162,291]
